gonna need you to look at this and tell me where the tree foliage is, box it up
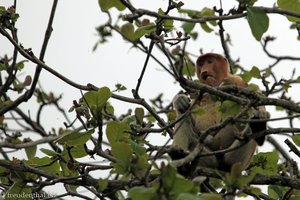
[1,0,300,199]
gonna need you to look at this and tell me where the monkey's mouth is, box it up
[201,72,213,80]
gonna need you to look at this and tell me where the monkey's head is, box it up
[196,53,229,86]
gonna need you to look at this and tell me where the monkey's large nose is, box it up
[201,71,209,80]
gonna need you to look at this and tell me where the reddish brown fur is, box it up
[196,53,245,87]
[172,53,259,172]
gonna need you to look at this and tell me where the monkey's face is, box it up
[196,55,227,86]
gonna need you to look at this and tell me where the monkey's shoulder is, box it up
[223,74,246,87]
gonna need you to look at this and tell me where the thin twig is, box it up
[133,41,155,98]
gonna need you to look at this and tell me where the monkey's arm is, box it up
[218,125,256,171]
[222,77,270,145]
[250,106,270,145]
[170,94,219,173]
[171,94,198,152]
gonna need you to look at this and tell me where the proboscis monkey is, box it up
[171,53,269,174]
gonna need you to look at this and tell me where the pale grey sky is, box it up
[1,1,300,199]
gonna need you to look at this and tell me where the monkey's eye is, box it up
[197,61,204,67]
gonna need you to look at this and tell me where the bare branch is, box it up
[0,135,60,149]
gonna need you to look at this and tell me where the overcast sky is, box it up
[1,1,300,199]
[1,0,298,135]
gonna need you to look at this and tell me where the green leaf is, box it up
[176,193,201,200]
[247,83,259,91]
[162,164,177,193]
[0,165,7,175]
[167,111,177,122]
[190,32,199,39]
[106,121,131,145]
[246,187,262,197]
[121,23,156,41]
[83,87,111,114]
[27,157,60,175]
[250,151,279,175]
[250,66,261,78]
[0,6,5,13]
[200,23,214,33]
[135,23,156,38]
[172,177,199,196]
[59,160,79,177]
[268,185,289,199]
[182,22,196,33]
[163,19,174,31]
[283,81,291,92]
[179,7,215,18]
[199,8,217,32]
[147,115,156,123]
[225,168,256,189]
[182,59,195,76]
[56,129,94,146]
[191,107,206,116]
[264,67,272,77]
[199,193,222,200]
[246,7,269,41]
[5,182,32,200]
[115,83,127,91]
[98,178,108,192]
[297,76,300,83]
[290,195,300,200]
[121,23,137,41]
[179,7,216,33]
[0,63,6,71]
[25,145,36,159]
[98,0,126,11]
[24,138,36,159]
[105,102,115,116]
[135,107,145,125]
[122,115,136,124]
[128,186,158,200]
[40,148,58,157]
[132,154,150,178]
[240,71,252,83]
[277,0,300,22]
[16,60,26,70]
[218,100,242,118]
[0,165,9,185]
[67,145,88,158]
[158,8,164,15]
[179,9,202,17]
[292,134,300,147]
[201,7,215,16]
[111,142,133,174]
[128,139,146,155]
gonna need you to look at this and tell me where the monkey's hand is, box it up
[221,77,236,86]
[173,94,191,114]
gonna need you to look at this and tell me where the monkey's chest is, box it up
[192,101,237,150]
[192,101,222,130]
